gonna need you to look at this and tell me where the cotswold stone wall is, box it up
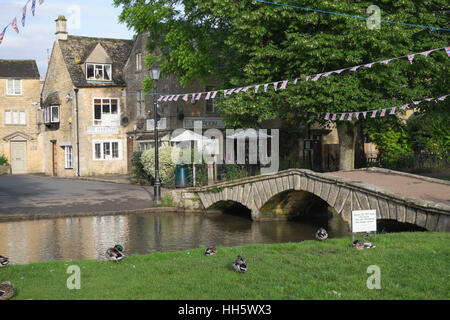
[180,168,450,232]
[0,165,10,175]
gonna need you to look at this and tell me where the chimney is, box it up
[55,15,68,41]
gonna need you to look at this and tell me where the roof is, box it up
[43,92,61,106]
[0,60,40,79]
[58,35,134,88]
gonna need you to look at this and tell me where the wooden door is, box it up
[11,141,27,174]
[53,142,58,176]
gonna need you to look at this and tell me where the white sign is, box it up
[183,117,225,129]
[352,210,377,233]
[87,127,119,135]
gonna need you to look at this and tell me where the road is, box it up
[0,175,157,218]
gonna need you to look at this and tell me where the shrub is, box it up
[0,155,8,166]
[131,151,152,185]
[221,164,249,181]
[141,146,181,189]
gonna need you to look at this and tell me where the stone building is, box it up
[0,60,43,174]
[123,32,221,171]
[41,16,134,177]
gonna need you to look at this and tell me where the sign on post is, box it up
[352,209,377,240]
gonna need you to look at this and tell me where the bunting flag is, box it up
[0,26,7,45]
[355,112,360,120]
[380,109,386,117]
[40,0,45,4]
[158,96,164,102]
[390,107,396,115]
[182,94,188,102]
[347,113,353,121]
[151,47,448,104]
[22,5,27,27]
[196,93,202,100]
[401,104,409,110]
[362,111,367,119]
[211,91,218,99]
[163,96,169,102]
[339,113,346,121]
[438,95,448,101]
[173,95,179,101]
[331,114,337,121]
[324,113,330,120]
[371,110,378,118]
[11,18,19,34]
[32,0,36,16]
[205,92,211,100]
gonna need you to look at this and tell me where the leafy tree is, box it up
[114,0,449,170]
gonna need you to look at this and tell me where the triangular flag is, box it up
[211,91,218,99]
[362,111,367,119]
[335,69,345,74]
[420,50,433,57]
[371,110,378,118]
[190,94,196,103]
[22,4,27,27]
[324,113,330,120]
[255,85,260,93]
[339,113,346,121]
[293,78,299,85]
[242,87,250,92]
[355,112,360,120]
[158,96,164,102]
[280,80,288,89]
[173,95,179,101]
[31,0,36,16]
[380,109,386,117]
[438,95,448,101]
[264,83,269,92]
[350,66,360,72]
[183,94,188,102]
[323,71,333,77]
[273,82,279,91]
[364,62,375,68]
[0,26,8,45]
[331,114,337,121]
[11,18,19,34]
[205,92,211,100]
[445,47,450,57]
[381,59,391,64]
[413,100,421,105]
[401,104,409,110]
[163,96,169,102]
[312,74,322,81]
[168,95,174,101]
[347,113,353,121]
[196,93,202,100]
[408,55,415,64]
[234,88,243,94]
[305,76,311,81]
[389,107,396,115]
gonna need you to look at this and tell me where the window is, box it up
[136,53,142,71]
[5,110,26,125]
[6,79,22,95]
[93,140,122,160]
[205,86,219,113]
[65,146,73,169]
[137,90,145,118]
[137,141,154,151]
[86,63,112,81]
[93,98,120,126]
[43,105,59,124]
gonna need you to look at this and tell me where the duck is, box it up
[232,256,248,273]
[204,247,218,256]
[315,228,328,241]
[0,281,15,300]
[351,240,376,250]
[0,255,9,267]
[106,244,125,261]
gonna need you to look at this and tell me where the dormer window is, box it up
[86,63,112,81]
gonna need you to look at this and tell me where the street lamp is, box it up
[149,64,162,203]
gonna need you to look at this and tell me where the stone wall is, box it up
[0,165,10,175]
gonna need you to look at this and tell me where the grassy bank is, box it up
[1,232,449,300]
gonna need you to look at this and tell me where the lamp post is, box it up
[149,64,162,203]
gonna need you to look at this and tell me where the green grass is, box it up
[1,232,449,300]
[440,177,450,181]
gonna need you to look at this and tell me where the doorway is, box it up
[10,141,27,174]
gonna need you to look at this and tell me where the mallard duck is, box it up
[351,240,376,250]
[0,281,15,300]
[204,247,217,256]
[232,256,247,273]
[0,255,9,267]
[315,228,328,241]
[106,244,125,261]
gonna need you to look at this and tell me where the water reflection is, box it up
[0,211,351,265]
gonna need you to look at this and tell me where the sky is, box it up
[0,0,135,78]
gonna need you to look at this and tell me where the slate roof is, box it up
[0,60,40,79]
[43,92,61,106]
[58,35,134,88]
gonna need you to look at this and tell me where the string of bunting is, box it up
[300,94,448,122]
[0,0,45,45]
[157,46,450,103]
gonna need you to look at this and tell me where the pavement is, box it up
[330,170,450,205]
[0,175,162,219]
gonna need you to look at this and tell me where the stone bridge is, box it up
[173,168,450,232]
